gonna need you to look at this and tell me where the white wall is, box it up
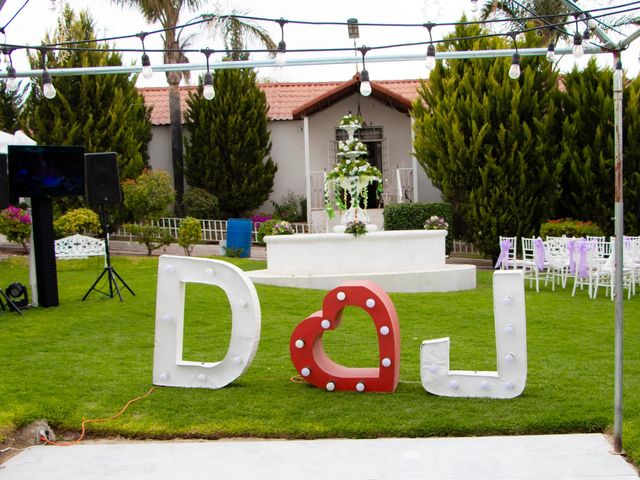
[148,125,172,175]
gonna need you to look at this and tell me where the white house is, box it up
[140,75,441,231]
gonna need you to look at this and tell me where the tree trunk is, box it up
[168,80,184,216]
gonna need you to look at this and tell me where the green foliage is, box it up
[20,5,151,211]
[178,217,202,256]
[344,220,367,237]
[272,191,307,222]
[184,68,277,218]
[224,246,245,258]
[0,205,31,252]
[53,208,101,238]
[539,219,604,239]
[412,22,562,259]
[122,169,175,222]
[383,202,453,253]
[557,59,615,234]
[0,82,24,132]
[256,219,278,244]
[622,75,640,235]
[183,187,220,219]
[123,223,173,256]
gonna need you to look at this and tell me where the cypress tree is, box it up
[21,6,151,182]
[557,59,615,232]
[413,21,562,258]
[0,82,23,133]
[623,75,640,235]
[184,68,277,218]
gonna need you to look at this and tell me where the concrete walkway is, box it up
[0,434,637,479]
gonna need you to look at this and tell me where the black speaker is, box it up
[85,152,121,205]
[0,154,9,209]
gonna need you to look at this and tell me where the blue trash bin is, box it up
[226,218,252,258]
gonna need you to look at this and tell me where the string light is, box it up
[424,22,436,73]
[358,46,371,96]
[471,0,479,13]
[3,49,17,92]
[275,18,287,66]
[137,32,153,79]
[201,48,215,100]
[508,33,520,80]
[573,14,584,59]
[546,40,556,62]
[40,48,56,99]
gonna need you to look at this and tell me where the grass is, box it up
[0,254,639,466]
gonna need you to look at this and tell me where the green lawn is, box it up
[1,254,639,466]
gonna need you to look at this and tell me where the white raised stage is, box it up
[247,230,476,293]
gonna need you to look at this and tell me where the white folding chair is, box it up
[593,241,635,300]
[522,237,544,292]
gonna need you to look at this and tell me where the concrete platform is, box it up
[1,434,637,479]
[248,264,476,292]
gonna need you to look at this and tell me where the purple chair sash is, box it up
[533,237,546,271]
[577,238,589,279]
[566,239,576,274]
[494,238,512,269]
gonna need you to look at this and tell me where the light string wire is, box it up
[0,2,637,76]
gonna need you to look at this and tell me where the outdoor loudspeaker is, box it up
[5,282,29,309]
[0,154,9,209]
[85,152,121,205]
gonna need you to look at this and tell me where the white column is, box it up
[303,116,312,229]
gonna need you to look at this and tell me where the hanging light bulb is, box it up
[508,52,521,80]
[360,69,372,96]
[573,31,584,59]
[5,64,18,92]
[546,41,555,62]
[425,43,436,72]
[203,71,215,100]
[275,40,286,66]
[275,18,287,67]
[42,70,56,99]
[470,0,479,13]
[141,53,153,79]
[614,59,623,90]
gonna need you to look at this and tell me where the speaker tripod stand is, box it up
[82,206,134,302]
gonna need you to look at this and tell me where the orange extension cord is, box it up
[41,386,157,447]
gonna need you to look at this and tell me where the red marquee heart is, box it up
[289,281,400,393]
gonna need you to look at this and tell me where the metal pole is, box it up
[612,51,624,454]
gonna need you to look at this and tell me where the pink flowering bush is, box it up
[0,205,32,252]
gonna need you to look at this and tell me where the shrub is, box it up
[183,188,220,219]
[384,202,453,253]
[256,219,278,245]
[53,208,101,238]
[539,219,605,239]
[178,217,202,256]
[123,224,173,256]
[122,169,175,222]
[272,191,306,222]
[0,205,31,253]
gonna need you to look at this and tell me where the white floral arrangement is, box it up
[423,215,449,230]
[337,139,368,155]
[339,114,365,127]
[326,157,382,181]
[272,220,294,235]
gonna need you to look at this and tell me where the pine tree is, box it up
[412,22,562,258]
[21,6,151,182]
[184,68,277,218]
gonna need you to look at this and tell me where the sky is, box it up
[1,0,640,87]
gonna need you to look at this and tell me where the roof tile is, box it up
[140,79,423,125]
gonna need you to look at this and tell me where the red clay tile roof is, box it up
[140,78,423,126]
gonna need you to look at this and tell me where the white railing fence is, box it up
[113,218,310,243]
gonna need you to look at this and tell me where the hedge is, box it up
[383,202,453,253]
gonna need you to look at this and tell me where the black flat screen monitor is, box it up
[7,145,85,198]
